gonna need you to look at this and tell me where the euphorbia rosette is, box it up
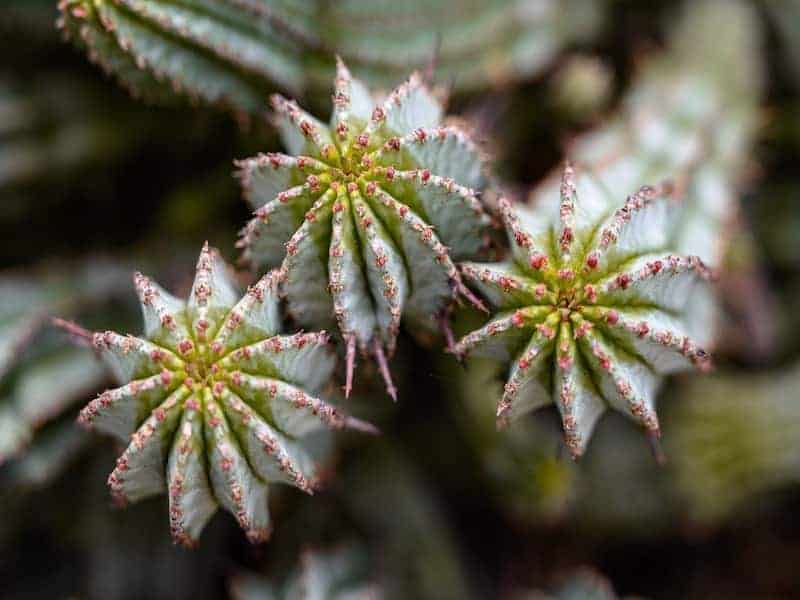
[237,59,489,400]
[455,163,714,458]
[71,244,375,546]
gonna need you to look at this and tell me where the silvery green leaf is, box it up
[239,62,489,398]
[0,348,107,465]
[73,245,374,546]
[60,0,603,114]
[5,420,91,488]
[0,259,131,469]
[458,164,714,458]
[59,0,300,113]
[549,0,762,272]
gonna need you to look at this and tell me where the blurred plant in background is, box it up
[3,0,800,598]
[58,0,603,117]
[669,365,800,525]
[0,259,131,471]
[511,567,629,600]
[549,55,613,122]
[231,545,381,600]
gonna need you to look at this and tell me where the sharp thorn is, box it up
[343,417,381,435]
[51,317,95,348]
[458,283,488,313]
[344,335,356,398]
[646,429,667,466]
[438,311,457,354]
[373,339,397,402]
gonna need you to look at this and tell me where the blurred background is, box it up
[1,0,800,598]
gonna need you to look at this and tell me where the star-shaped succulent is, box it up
[455,163,714,458]
[73,244,375,546]
[237,59,488,400]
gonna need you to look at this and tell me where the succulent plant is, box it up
[667,365,800,523]
[69,244,375,546]
[0,347,105,466]
[456,163,714,458]
[231,546,380,600]
[515,567,624,600]
[318,0,603,93]
[525,0,768,357]
[58,0,603,115]
[57,0,301,113]
[0,259,130,467]
[532,0,769,363]
[445,341,679,536]
[3,419,92,489]
[238,59,489,399]
[442,346,574,523]
[556,0,762,272]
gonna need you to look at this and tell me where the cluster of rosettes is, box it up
[77,244,375,546]
[456,163,714,458]
[237,59,488,400]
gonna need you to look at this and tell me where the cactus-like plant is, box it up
[528,0,767,361]
[442,347,574,523]
[231,546,380,600]
[515,567,621,600]
[3,419,92,488]
[57,0,603,115]
[56,0,302,112]
[555,0,762,272]
[455,163,714,458]
[668,365,800,523]
[69,244,375,546]
[0,260,130,467]
[0,347,104,466]
[318,0,603,93]
[238,60,489,399]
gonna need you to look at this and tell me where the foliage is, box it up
[238,59,488,398]
[456,165,713,457]
[514,567,625,600]
[231,546,380,600]
[58,0,603,116]
[3,0,800,597]
[0,259,129,468]
[553,0,762,272]
[72,244,375,545]
[669,365,800,523]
